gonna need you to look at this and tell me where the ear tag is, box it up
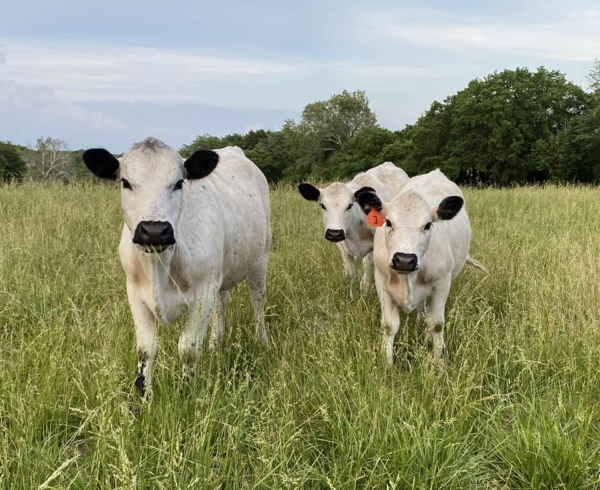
[367,208,384,227]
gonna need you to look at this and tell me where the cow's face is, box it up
[298,183,357,242]
[83,139,219,254]
[356,187,463,274]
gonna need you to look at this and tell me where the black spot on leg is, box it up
[135,363,146,396]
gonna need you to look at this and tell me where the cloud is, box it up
[0,46,5,65]
[0,80,127,148]
[363,8,600,62]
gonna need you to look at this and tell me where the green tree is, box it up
[402,67,589,184]
[326,126,399,179]
[180,134,225,157]
[0,141,26,181]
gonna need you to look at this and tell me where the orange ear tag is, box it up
[367,208,384,227]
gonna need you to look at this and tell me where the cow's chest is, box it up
[387,273,431,314]
[345,226,374,260]
[129,252,195,325]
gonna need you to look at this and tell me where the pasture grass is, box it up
[2,182,600,488]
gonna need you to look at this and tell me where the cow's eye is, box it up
[346,203,353,211]
[385,219,392,228]
[424,222,432,231]
[121,179,132,190]
[320,204,326,210]
[174,179,184,191]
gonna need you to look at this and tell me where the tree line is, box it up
[2,62,599,186]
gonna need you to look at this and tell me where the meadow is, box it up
[2,182,600,489]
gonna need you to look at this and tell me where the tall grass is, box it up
[2,182,600,488]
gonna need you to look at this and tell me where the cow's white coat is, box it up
[365,170,470,365]
[114,139,271,392]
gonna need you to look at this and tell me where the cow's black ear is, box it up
[355,187,382,215]
[298,183,320,201]
[436,196,464,220]
[83,149,119,180]
[185,150,219,180]
[353,186,376,201]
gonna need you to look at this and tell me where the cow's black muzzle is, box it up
[390,252,418,273]
[325,228,345,242]
[133,221,176,253]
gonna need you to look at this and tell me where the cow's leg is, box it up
[127,284,157,397]
[178,283,217,382]
[208,290,230,352]
[417,300,428,324]
[376,273,400,366]
[426,277,451,366]
[359,251,374,294]
[337,241,356,300]
[248,248,269,347]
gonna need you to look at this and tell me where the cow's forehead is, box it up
[388,191,432,223]
[321,183,352,204]
[120,139,183,178]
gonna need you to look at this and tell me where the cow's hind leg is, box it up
[359,251,374,294]
[248,246,270,347]
[426,277,451,366]
[178,284,217,382]
[128,283,158,397]
[208,290,230,352]
[337,241,356,300]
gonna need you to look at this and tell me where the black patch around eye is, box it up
[386,219,392,227]
[346,203,353,210]
[320,203,326,210]
[121,178,132,190]
[174,180,184,190]
[424,222,432,231]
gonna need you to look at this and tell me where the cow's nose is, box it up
[133,221,176,246]
[325,229,346,242]
[390,253,418,272]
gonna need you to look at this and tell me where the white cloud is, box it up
[0,80,127,147]
[0,46,5,65]
[364,9,600,62]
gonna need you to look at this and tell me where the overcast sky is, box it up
[1,0,599,151]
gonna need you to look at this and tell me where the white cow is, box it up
[355,169,486,365]
[298,162,409,298]
[83,138,271,395]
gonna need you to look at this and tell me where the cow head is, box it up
[83,138,219,254]
[298,182,365,243]
[356,187,463,274]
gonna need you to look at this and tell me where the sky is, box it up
[1,0,599,151]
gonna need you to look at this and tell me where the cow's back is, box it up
[350,162,409,201]
[181,147,271,290]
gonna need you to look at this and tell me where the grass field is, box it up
[2,183,600,489]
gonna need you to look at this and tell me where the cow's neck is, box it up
[344,208,374,259]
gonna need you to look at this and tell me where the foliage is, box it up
[0,141,26,181]
[397,68,589,184]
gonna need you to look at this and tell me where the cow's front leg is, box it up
[127,283,158,397]
[208,290,230,352]
[359,251,374,294]
[376,274,400,366]
[178,284,217,382]
[337,241,356,300]
[426,277,451,366]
